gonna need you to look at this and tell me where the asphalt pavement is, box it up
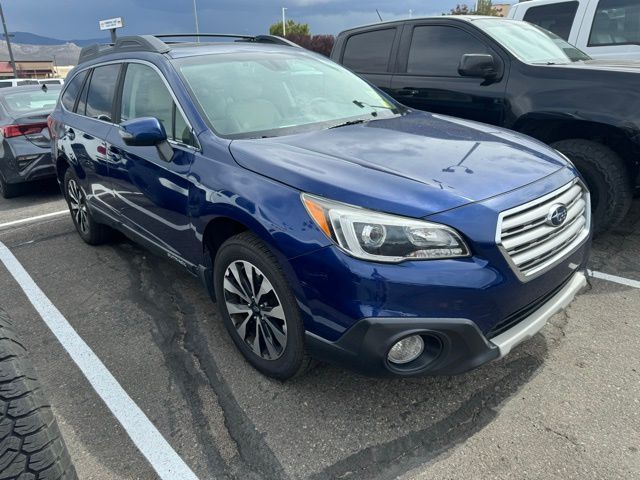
[0,181,638,480]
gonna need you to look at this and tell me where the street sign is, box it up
[99,17,124,31]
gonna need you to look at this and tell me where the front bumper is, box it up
[305,270,587,376]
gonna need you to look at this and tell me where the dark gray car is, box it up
[0,85,61,198]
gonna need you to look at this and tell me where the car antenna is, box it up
[376,9,383,22]
[41,83,47,92]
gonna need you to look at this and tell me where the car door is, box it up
[338,27,400,93]
[105,61,200,260]
[62,64,122,215]
[515,0,586,44]
[575,0,640,59]
[389,22,508,126]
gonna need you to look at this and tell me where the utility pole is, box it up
[0,2,17,78]
[282,7,287,36]
[193,0,200,42]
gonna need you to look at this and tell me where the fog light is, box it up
[387,335,424,365]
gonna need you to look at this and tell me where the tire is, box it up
[0,309,77,480]
[0,174,20,199]
[63,169,112,245]
[552,139,632,234]
[213,232,312,380]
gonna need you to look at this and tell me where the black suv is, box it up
[331,16,640,232]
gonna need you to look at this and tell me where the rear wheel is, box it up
[63,169,112,245]
[0,174,20,199]
[552,139,632,234]
[213,232,311,380]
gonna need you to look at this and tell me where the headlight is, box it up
[301,193,470,262]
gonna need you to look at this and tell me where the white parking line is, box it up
[0,241,199,480]
[0,210,69,230]
[588,269,640,289]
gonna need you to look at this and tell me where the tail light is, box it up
[47,116,54,138]
[0,122,49,138]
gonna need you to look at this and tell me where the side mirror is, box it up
[119,117,167,147]
[119,117,174,162]
[458,54,497,79]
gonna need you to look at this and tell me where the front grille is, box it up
[497,180,590,279]
[487,275,571,339]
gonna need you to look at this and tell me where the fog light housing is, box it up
[387,335,424,365]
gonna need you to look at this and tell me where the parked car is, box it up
[39,78,65,86]
[0,84,61,198]
[0,78,40,88]
[331,16,639,232]
[508,0,640,60]
[50,34,589,380]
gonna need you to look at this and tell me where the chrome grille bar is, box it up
[496,180,590,280]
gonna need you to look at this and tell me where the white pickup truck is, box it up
[508,0,640,59]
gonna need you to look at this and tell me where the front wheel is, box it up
[552,139,632,234]
[213,232,311,380]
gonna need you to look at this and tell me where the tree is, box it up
[475,0,502,16]
[285,34,335,57]
[269,19,310,36]
[449,4,471,15]
[447,1,502,16]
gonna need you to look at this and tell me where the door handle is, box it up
[107,146,122,163]
[400,88,419,96]
[66,128,75,140]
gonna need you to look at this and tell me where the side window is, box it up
[85,64,121,122]
[589,0,640,46]
[0,81,12,89]
[61,70,87,111]
[120,63,194,146]
[523,1,579,41]
[342,28,396,73]
[407,26,489,76]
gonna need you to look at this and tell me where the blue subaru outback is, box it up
[49,34,590,379]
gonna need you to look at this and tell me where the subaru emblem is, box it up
[546,204,568,227]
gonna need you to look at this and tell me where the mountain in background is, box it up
[0,41,82,65]
[10,31,108,47]
[0,31,110,66]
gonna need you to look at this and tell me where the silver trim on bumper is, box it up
[491,271,587,357]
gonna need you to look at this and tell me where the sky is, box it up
[0,0,503,40]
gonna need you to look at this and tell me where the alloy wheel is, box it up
[67,179,89,235]
[223,260,287,360]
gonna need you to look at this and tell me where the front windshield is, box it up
[176,51,400,138]
[473,19,591,64]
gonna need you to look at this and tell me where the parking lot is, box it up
[0,184,638,480]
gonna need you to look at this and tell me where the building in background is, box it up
[493,3,513,16]
[0,59,56,79]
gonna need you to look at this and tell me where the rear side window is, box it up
[407,26,489,76]
[589,0,640,46]
[342,28,396,73]
[85,64,121,122]
[523,1,579,40]
[120,63,194,146]
[61,71,87,111]
[0,81,12,88]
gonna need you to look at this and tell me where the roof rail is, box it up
[78,35,170,63]
[78,33,300,64]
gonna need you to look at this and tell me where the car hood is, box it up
[229,111,568,218]
[552,59,640,73]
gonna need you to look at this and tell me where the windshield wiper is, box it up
[329,119,367,129]
[352,99,398,116]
